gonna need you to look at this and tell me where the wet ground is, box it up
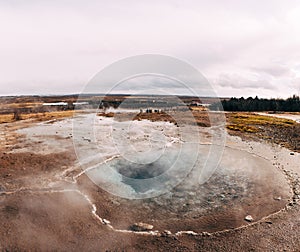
[0,112,299,251]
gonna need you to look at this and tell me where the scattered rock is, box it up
[181,231,198,236]
[102,219,110,225]
[245,215,254,222]
[160,230,172,237]
[290,152,295,155]
[0,184,6,192]
[274,196,282,201]
[131,222,153,232]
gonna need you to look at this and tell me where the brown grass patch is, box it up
[98,110,212,127]
[226,112,300,152]
[0,114,15,123]
[98,112,115,117]
[22,111,75,121]
[0,111,76,124]
[226,113,295,133]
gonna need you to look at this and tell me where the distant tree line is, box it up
[210,95,300,112]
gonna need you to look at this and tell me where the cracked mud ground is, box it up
[0,115,300,251]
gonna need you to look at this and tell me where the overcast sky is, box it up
[1,0,300,98]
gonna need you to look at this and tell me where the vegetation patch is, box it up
[226,112,300,152]
[227,113,295,128]
[0,114,15,123]
[98,112,115,117]
[226,124,259,133]
[0,111,76,124]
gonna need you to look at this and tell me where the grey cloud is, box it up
[250,65,292,77]
[0,0,300,97]
[216,73,275,90]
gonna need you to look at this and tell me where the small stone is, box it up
[131,222,154,232]
[184,231,198,236]
[245,215,254,222]
[161,230,172,237]
[0,184,6,192]
[102,219,110,225]
[274,196,282,201]
[290,152,295,155]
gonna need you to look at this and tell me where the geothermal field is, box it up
[0,97,300,251]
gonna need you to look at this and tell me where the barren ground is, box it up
[0,111,300,251]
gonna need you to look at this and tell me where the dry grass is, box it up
[0,114,15,123]
[22,110,75,121]
[133,112,177,124]
[0,110,76,124]
[0,102,43,109]
[226,113,295,133]
[98,110,213,127]
[189,106,207,111]
[226,124,259,133]
[226,112,300,152]
[98,112,115,117]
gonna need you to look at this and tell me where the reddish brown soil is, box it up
[0,117,299,251]
[1,185,300,251]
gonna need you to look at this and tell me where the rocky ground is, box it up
[226,112,300,152]
[0,112,300,251]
